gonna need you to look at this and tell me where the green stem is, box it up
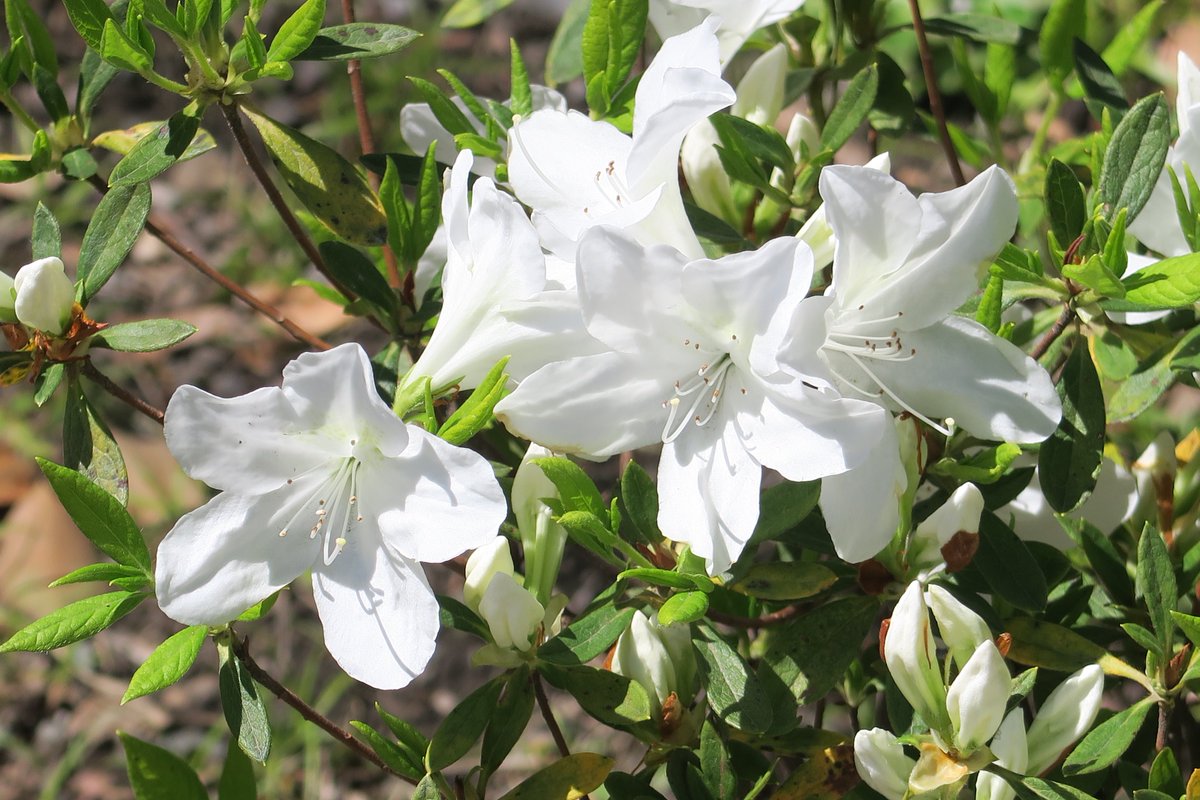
[0,92,41,135]
[139,70,190,95]
[1019,89,1063,174]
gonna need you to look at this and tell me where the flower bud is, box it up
[0,270,15,323]
[512,444,567,605]
[913,484,984,562]
[680,120,739,224]
[610,610,696,714]
[731,44,787,126]
[946,640,1009,751]
[797,152,891,270]
[925,584,991,671]
[885,581,949,734]
[13,257,74,334]
[975,708,1028,800]
[464,537,514,613]
[853,728,915,800]
[477,571,545,651]
[1025,664,1104,775]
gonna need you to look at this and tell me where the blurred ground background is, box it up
[1,0,1200,797]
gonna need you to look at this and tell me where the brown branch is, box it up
[533,671,571,758]
[86,176,332,352]
[908,0,966,187]
[220,103,355,302]
[232,634,417,785]
[1030,303,1074,361]
[706,604,804,629]
[82,359,165,425]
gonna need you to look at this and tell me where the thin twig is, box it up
[1030,303,1074,361]
[81,359,165,425]
[86,176,332,351]
[907,0,966,187]
[533,671,571,758]
[220,103,356,302]
[706,604,805,629]
[1157,701,1171,751]
[232,634,417,785]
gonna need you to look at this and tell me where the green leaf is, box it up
[0,590,146,652]
[658,591,709,625]
[1061,697,1155,775]
[509,40,532,118]
[922,13,1021,44]
[76,182,152,304]
[219,643,272,763]
[820,64,878,152]
[62,148,98,180]
[217,739,257,800]
[92,319,197,352]
[93,119,217,162]
[1112,253,1200,310]
[1063,255,1124,297]
[1136,524,1177,651]
[0,155,43,184]
[347,721,424,779]
[318,241,397,318]
[750,481,821,544]
[183,0,214,35]
[993,769,1101,800]
[38,458,147,573]
[1045,159,1087,245]
[375,703,430,766]
[139,0,187,38]
[619,460,659,544]
[1038,344,1105,513]
[759,596,877,707]
[1100,1,1161,77]
[581,0,647,115]
[295,23,419,60]
[1149,739,1185,797]
[119,732,207,800]
[928,442,1022,484]
[1004,616,1107,671]
[64,0,117,51]
[1038,0,1085,82]
[407,76,476,136]
[6,0,58,73]
[540,664,652,728]
[481,666,535,777]
[241,106,388,246]
[100,17,152,73]
[976,273,1004,333]
[1098,93,1170,221]
[62,377,128,504]
[546,0,588,85]
[731,562,837,601]
[699,720,735,799]
[497,753,614,800]
[49,562,145,587]
[267,0,326,63]
[109,106,204,187]
[617,568,711,593]
[31,202,61,261]
[123,626,207,703]
[441,0,514,28]
[412,775,446,799]
[1106,329,1200,421]
[1170,610,1200,650]
[1120,622,1162,657]
[694,624,772,733]
[534,457,605,518]
[973,512,1048,611]
[710,114,794,172]
[538,603,635,665]
[427,676,505,770]
[1073,39,1127,110]
[438,357,510,445]
[557,511,625,567]
[437,594,492,640]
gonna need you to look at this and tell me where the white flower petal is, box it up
[1025,664,1104,775]
[365,425,507,564]
[155,483,321,625]
[854,728,916,800]
[478,572,544,651]
[926,584,991,671]
[818,420,906,562]
[947,640,1009,750]
[14,256,74,334]
[884,582,947,731]
[282,344,412,457]
[463,537,514,612]
[976,707,1027,800]
[164,384,329,494]
[312,543,439,689]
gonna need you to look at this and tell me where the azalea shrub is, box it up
[3,0,1200,797]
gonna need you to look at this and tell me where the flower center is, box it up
[661,352,737,443]
[508,119,628,219]
[277,448,366,566]
[823,308,951,436]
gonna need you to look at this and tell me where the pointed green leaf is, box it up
[124,626,208,703]
[119,732,207,800]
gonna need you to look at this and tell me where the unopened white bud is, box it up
[1134,431,1177,483]
[512,444,568,606]
[463,537,514,613]
[732,44,787,126]
[1025,664,1104,775]
[946,640,1009,751]
[885,582,949,734]
[925,584,991,670]
[853,728,915,800]
[477,572,545,651]
[13,257,74,334]
[611,610,696,713]
[910,483,985,573]
[976,708,1028,800]
[681,121,738,224]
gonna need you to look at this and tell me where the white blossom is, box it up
[12,257,74,334]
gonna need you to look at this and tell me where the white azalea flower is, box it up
[1128,51,1200,257]
[946,640,1010,751]
[495,227,889,574]
[400,85,568,179]
[12,257,74,334]
[853,728,916,800]
[155,343,507,689]
[507,18,735,260]
[976,708,1028,800]
[925,583,991,671]
[1004,456,1139,549]
[649,0,806,65]
[402,150,600,393]
[611,610,696,713]
[785,165,1061,556]
[511,443,568,605]
[1024,664,1104,775]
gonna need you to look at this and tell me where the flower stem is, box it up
[1020,90,1064,174]
[81,359,165,425]
[533,671,571,758]
[85,175,332,351]
[1029,303,1074,362]
[219,102,356,303]
[706,603,806,628]
[907,0,965,187]
[232,634,418,785]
